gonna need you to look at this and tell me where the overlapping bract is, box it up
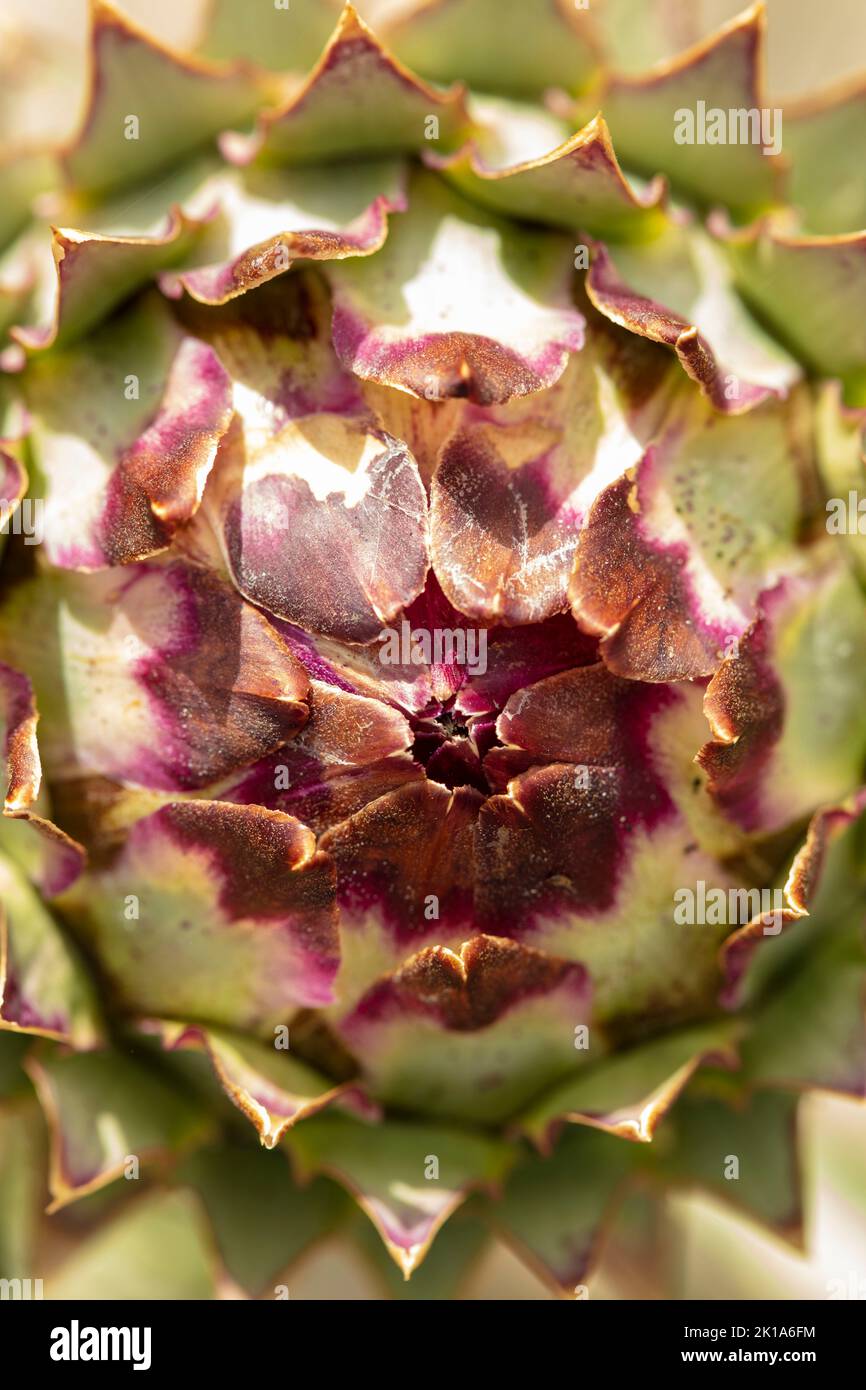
[0,0,864,1299]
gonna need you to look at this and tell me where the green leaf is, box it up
[593,0,699,75]
[650,1086,803,1238]
[786,81,866,235]
[174,157,408,304]
[337,935,592,1125]
[26,1047,209,1211]
[700,550,866,834]
[14,216,209,353]
[354,1203,489,1300]
[46,1189,219,1299]
[721,220,866,401]
[64,0,266,199]
[431,113,668,242]
[285,1112,513,1276]
[719,793,866,1008]
[154,1020,375,1147]
[180,1143,348,1295]
[0,1033,32,1097]
[814,384,866,581]
[0,1100,45,1279]
[0,152,56,251]
[493,1125,638,1297]
[600,4,779,219]
[584,221,800,410]
[60,801,338,1033]
[199,0,343,71]
[384,0,598,100]
[0,852,100,1048]
[241,5,473,166]
[571,385,809,680]
[519,1020,742,1149]
[742,933,866,1095]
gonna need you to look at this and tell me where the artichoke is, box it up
[1,0,865,1301]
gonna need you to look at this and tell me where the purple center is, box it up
[410,701,500,796]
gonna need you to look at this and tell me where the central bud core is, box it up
[410,701,499,796]
[435,709,470,739]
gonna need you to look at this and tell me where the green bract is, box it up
[0,0,864,1300]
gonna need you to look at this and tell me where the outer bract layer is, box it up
[0,0,864,1300]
